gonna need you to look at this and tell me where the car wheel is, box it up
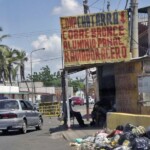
[2,129,8,134]
[20,120,27,134]
[36,117,43,130]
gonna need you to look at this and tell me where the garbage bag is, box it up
[131,137,150,150]
[118,132,136,145]
[146,126,150,139]
[116,125,124,131]
[82,136,95,143]
[123,123,136,132]
[80,142,95,150]
[96,145,113,150]
[107,130,123,138]
[113,145,131,150]
[132,126,146,136]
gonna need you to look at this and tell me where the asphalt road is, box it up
[0,105,94,150]
[0,116,71,150]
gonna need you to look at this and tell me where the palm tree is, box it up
[0,50,8,85]
[0,28,28,86]
[13,50,28,81]
[0,27,11,84]
[3,48,19,85]
[0,27,10,43]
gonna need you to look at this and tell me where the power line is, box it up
[125,0,129,9]
[103,0,106,11]
[116,0,122,10]
[8,29,60,39]
[89,0,100,7]
[28,56,62,64]
[10,29,59,36]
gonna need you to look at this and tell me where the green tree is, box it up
[69,78,85,93]
[39,66,53,86]
[0,28,28,85]
[27,65,61,87]
[13,50,28,81]
[2,48,19,85]
[0,27,10,84]
[0,27,10,42]
[27,65,85,90]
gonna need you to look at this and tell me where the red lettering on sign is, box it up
[62,31,67,40]
[122,46,127,58]
[64,51,70,62]
[115,47,121,58]
[63,17,77,29]
[119,25,125,36]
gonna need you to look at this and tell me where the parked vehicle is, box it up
[0,99,43,134]
[84,96,95,104]
[70,96,84,106]
[89,96,95,104]
[33,102,40,111]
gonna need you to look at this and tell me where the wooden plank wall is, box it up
[115,61,142,114]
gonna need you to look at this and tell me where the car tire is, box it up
[36,117,43,130]
[20,120,27,134]
[2,129,8,134]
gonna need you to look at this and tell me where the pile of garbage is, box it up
[70,124,150,150]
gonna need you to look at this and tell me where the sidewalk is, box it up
[48,116,102,142]
[48,105,102,142]
[61,125,101,142]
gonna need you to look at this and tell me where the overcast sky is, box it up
[0,0,150,79]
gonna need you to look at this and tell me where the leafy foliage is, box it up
[69,77,85,93]
[27,65,85,91]
[27,65,61,87]
[0,27,28,84]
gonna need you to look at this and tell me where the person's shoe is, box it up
[80,124,88,128]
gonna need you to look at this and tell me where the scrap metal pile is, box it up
[70,124,150,150]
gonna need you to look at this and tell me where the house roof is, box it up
[138,6,150,13]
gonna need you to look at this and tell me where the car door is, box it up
[24,101,39,125]
[20,100,33,126]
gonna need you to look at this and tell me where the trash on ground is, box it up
[69,123,150,150]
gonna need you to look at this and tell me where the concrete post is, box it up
[83,0,89,121]
[65,70,71,128]
[130,0,139,58]
[148,7,150,53]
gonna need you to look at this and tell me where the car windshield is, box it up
[0,100,19,110]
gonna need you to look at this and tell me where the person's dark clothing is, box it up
[70,111,85,127]
[69,99,86,127]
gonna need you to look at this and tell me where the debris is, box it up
[69,124,150,150]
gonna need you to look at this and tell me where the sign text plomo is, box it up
[60,10,130,67]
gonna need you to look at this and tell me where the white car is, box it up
[0,99,43,134]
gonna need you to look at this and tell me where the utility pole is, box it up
[83,0,89,14]
[83,0,90,121]
[130,0,139,58]
[107,1,110,11]
[65,70,71,128]
[148,7,150,54]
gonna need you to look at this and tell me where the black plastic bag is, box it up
[131,137,150,150]
[123,123,136,132]
[146,126,150,139]
[118,132,137,145]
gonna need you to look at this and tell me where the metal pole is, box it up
[148,7,150,54]
[83,0,89,121]
[130,0,139,58]
[85,69,89,121]
[65,70,71,128]
[30,52,33,103]
[30,48,45,103]
[107,1,110,11]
